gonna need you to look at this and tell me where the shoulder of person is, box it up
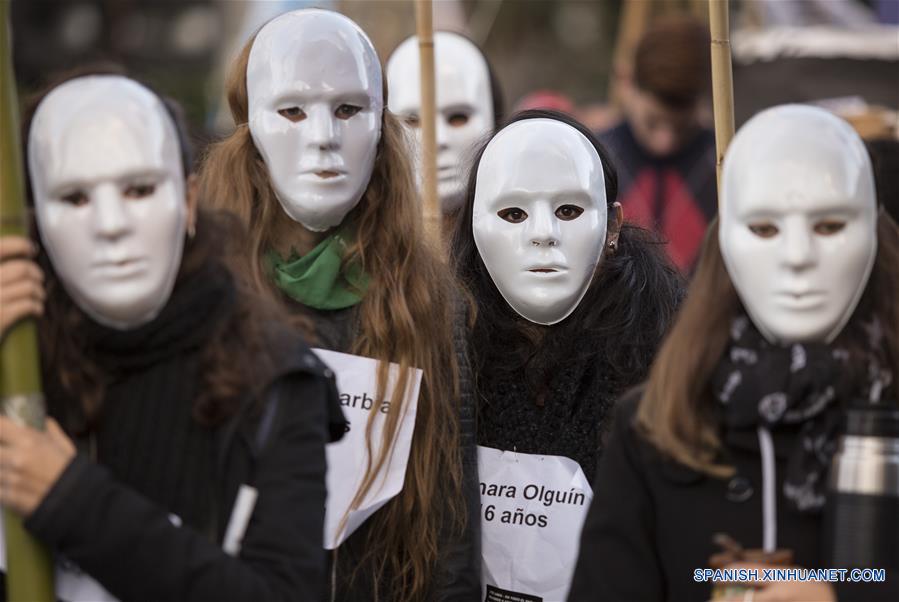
[609,386,643,436]
[609,385,706,484]
[258,320,334,382]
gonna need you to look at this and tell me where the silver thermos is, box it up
[825,405,899,569]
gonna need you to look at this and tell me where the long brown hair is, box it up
[199,35,463,600]
[637,213,899,477]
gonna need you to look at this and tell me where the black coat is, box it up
[2,263,339,601]
[568,392,898,602]
[25,368,333,601]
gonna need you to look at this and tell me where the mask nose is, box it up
[93,184,133,241]
[306,105,340,151]
[781,221,816,271]
[436,116,450,152]
[528,204,560,247]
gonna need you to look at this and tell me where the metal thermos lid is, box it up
[844,404,899,438]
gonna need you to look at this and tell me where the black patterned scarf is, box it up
[711,315,892,512]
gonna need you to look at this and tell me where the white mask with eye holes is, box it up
[386,31,494,213]
[720,105,878,344]
[473,119,608,325]
[247,9,383,233]
[28,75,187,330]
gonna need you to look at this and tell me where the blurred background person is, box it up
[386,31,504,221]
[600,14,717,274]
[513,89,576,115]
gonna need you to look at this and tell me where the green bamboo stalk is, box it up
[1,0,56,599]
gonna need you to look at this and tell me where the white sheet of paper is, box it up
[313,348,421,550]
[478,445,593,602]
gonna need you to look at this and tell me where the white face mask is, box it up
[386,31,494,213]
[473,119,608,325]
[720,105,878,344]
[247,9,383,233]
[28,75,187,330]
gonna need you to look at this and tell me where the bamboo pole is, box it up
[414,0,440,242]
[0,2,56,600]
[709,0,735,202]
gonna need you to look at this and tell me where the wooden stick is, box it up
[0,1,56,600]
[709,0,735,202]
[414,0,440,242]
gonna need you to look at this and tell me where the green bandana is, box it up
[265,230,369,310]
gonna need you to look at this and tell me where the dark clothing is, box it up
[18,263,338,601]
[472,225,684,483]
[297,300,481,601]
[599,121,717,272]
[568,392,899,602]
[476,346,620,485]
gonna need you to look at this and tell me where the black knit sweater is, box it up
[476,347,623,484]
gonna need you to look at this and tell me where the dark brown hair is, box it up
[199,33,464,600]
[636,213,899,476]
[634,15,711,109]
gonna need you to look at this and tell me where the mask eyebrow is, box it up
[270,87,372,107]
[549,189,594,206]
[482,189,535,210]
[115,168,168,183]
[806,204,861,219]
[440,103,475,114]
[46,168,168,198]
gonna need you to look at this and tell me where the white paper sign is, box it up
[478,446,593,602]
[313,348,421,550]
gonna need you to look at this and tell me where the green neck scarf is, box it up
[265,229,369,311]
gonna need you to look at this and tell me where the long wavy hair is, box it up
[21,70,286,432]
[199,33,463,600]
[452,109,684,397]
[636,213,899,477]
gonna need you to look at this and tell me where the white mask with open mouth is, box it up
[386,31,494,213]
[28,75,187,330]
[247,9,383,232]
[720,105,878,344]
[473,119,608,325]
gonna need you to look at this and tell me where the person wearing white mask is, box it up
[450,110,682,601]
[569,105,899,602]
[200,9,479,601]
[386,31,503,217]
[0,72,342,600]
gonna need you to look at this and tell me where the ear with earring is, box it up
[607,239,617,251]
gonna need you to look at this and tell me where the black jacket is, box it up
[24,366,333,601]
[568,392,898,602]
[2,261,340,601]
